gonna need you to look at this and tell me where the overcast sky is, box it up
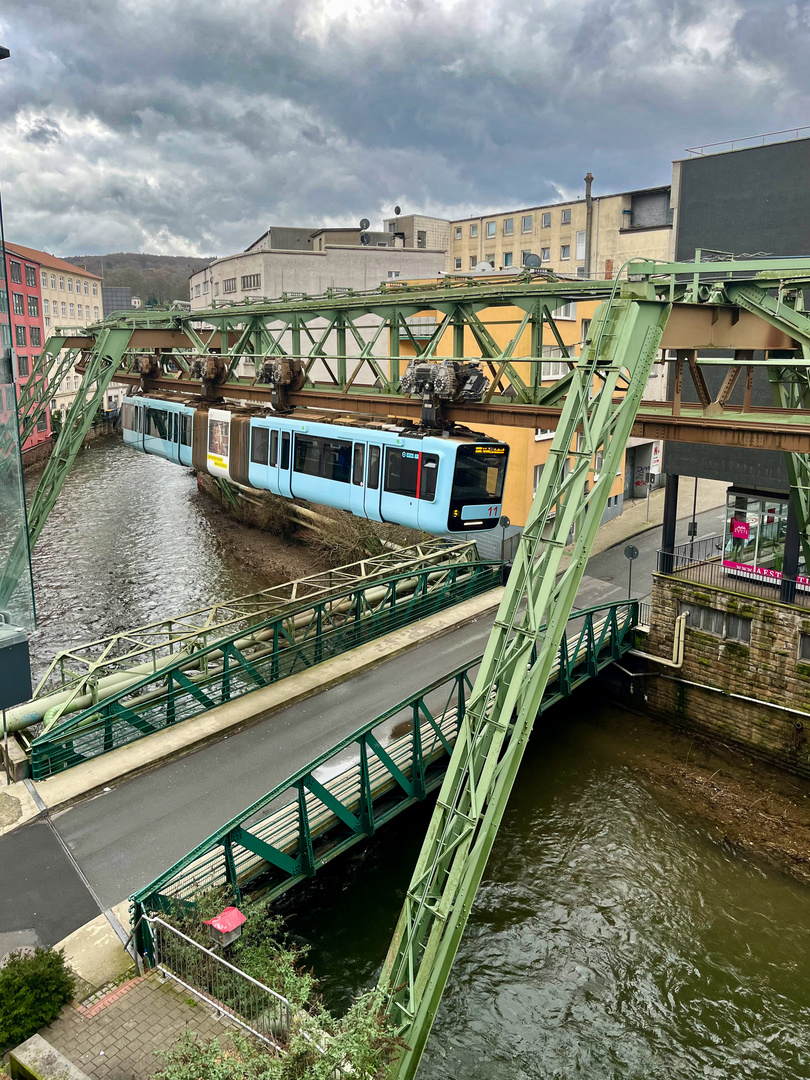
[0,0,807,257]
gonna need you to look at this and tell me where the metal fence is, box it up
[145,915,292,1052]
[655,547,810,610]
[31,559,501,779]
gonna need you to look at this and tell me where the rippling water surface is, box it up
[282,709,810,1080]
[27,439,267,679]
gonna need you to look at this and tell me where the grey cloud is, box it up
[0,0,808,255]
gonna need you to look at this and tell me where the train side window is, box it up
[269,430,278,467]
[122,403,134,430]
[294,434,352,483]
[353,444,365,486]
[251,426,270,465]
[367,445,380,489]
[147,407,169,440]
[420,453,439,501]
[180,414,192,447]
[280,431,290,469]
[385,448,419,497]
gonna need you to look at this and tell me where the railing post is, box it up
[223,833,241,904]
[315,605,323,664]
[411,702,426,800]
[166,672,176,726]
[558,634,571,696]
[587,615,597,677]
[359,737,375,835]
[222,646,231,702]
[297,782,315,876]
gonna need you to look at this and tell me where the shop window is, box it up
[681,601,750,643]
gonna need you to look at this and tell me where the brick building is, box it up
[4,245,50,454]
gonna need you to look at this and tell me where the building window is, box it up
[417,230,427,248]
[68,278,73,292]
[388,270,400,279]
[581,318,592,343]
[25,265,37,287]
[17,355,29,377]
[59,276,64,290]
[241,274,261,290]
[521,250,532,266]
[36,414,47,433]
[454,258,462,269]
[41,270,47,288]
[534,428,554,441]
[44,317,50,327]
[541,246,550,261]
[31,327,41,347]
[454,226,462,239]
[85,305,90,319]
[9,261,21,284]
[522,215,532,232]
[485,254,495,267]
[28,295,39,318]
[541,213,551,228]
[50,274,56,289]
[43,298,49,316]
[561,209,571,224]
[214,283,219,296]
[92,283,98,296]
[194,284,201,296]
[69,303,75,317]
[202,281,209,294]
[503,252,513,267]
[503,218,513,235]
[73,375,79,390]
[94,306,99,319]
[223,278,237,293]
[486,222,496,238]
[681,601,750,643]
[469,256,477,269]
[61,302,66,316]
[470,224,478,238]
[83,281,89,295]
[555,301,576,320]
[560,245,570,260]
[533,463,544,494]
[800,634,810,661]
[15,325,26,347]
[576,230,586,261]
[12,292,23,315]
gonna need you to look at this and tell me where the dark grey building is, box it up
[101,286,131,317]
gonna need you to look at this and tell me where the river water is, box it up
[27,439,810,1078]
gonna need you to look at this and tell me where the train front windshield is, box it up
[448,443,509,530]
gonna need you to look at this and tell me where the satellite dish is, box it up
[474,260,493,273]
[360,233,370,245]
[523,253,542,268]
[359,218,370,231]
[394,205,402,216]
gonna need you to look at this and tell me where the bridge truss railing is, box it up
[130,599,638,957]
[30,559,502,780]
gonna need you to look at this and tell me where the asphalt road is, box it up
[1,506,726,942]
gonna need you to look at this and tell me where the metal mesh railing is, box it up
[146,916,292,1051]
[656,548,810,609]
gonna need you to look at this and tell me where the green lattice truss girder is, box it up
[378,286,672,1079]
[0,327,134,609]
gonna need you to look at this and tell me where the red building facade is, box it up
[5,245,50,453]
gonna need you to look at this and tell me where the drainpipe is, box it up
[584,172,594,277]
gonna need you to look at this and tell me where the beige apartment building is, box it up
[445,183,673,276]
[7,246,125,416]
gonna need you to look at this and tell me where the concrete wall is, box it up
[638,573,810,777]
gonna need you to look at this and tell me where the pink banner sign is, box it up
[731,520,750,540]
[723,560,810,587]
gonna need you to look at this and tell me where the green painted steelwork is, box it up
[378,281,672,1079]
[129,598,638,967]
[0,326,134,608]
[30,559,502,779]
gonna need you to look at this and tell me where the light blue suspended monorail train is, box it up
[121,393,510,534]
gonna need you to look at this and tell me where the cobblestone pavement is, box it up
[41,970,242,1078]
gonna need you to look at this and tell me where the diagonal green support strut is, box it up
[378,284,672,1079]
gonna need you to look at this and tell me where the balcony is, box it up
[655,535,810,610]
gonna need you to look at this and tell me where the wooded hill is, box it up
[63,252,215,305]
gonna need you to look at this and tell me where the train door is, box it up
[364,444,383,522]
[379,446,420,527]
[278,430,292,498]
[350,442,367,518]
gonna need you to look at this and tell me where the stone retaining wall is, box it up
[622,573,810,778]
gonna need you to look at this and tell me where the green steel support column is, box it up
[453,310,464,359]
[336,313,347,387]
[0,327,133,608]
[388,310,400,387]
[378,287,671,1080]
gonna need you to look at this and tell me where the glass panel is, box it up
[353,443,365,486]
[251,426,269,466]
[0,227,36,631]
[367,445,380,489]
[451,444,508,503]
